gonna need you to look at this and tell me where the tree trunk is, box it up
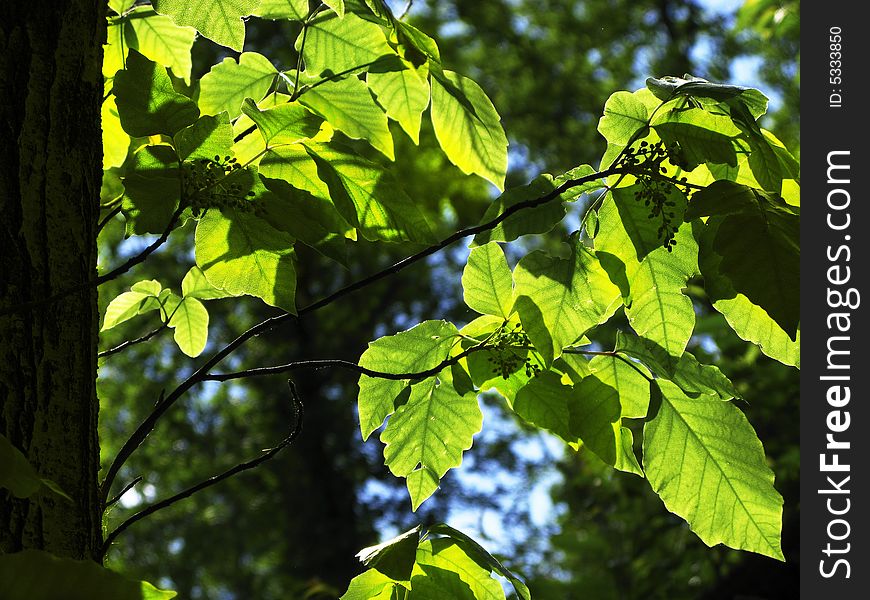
[0,0,104,560]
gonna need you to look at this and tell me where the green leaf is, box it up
[595,194,698,365]
[102,96,130,169]
[259,176,350,265]
[322,0,346,17]
[396,21,441,62]
[131,279,163,296]
[644,380,784,560]
[462,242,514,319]
[109,0,136,14]
[114,49,199,137]
[121,144,180,236]
[173,113,234,162]
[430,70,508,190]
[126,6,197,84]
[339,570,396,600]
[415,539,506,600]
[367,59,430,144]
[168,296,209,357]
[512,372,575,443]
[259,143,332,199]
[426,523,531,600]
[410,565,477,600]
[586,354,651,419]
[305,142,434,243]
[102,291,152,331]
[199,52,278,119]
[695,219,800,367]
[690,182,799,338]
[651,107,740,170]
[356,526,420,583]
[103,22,127,79]
[357,320,459,440]
[240,99,323,145]
[300,11,394,76]
[153,0,258,51]
[254,0,310,20]
[611,183,688,262]
[568,375,642,475]
[380,370,482,510]
[297,75,395,160]
[597,89,653,146]
[0,550,176,600]
[195,209,297,312]
[513,243,620,365]
[615,331,740,400]
[181,266,232,299]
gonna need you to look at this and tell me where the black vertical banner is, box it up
[802,2,869,596]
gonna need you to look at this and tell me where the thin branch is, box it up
[98,206,122,234]
[101,381,304,557]
[99,166,623,503]
[99,325,168,359]
[94,207,184,286]
[105,476,143,509]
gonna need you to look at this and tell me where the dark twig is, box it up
[98,325,168,359]
[98,205,123,234]
[100,381,304,557]
[104,476,143,509]
[99,166,623,503]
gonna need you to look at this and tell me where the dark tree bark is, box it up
[0,0,105,560]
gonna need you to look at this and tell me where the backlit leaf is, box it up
[300,11,394,76]
[195,209,297,312]
[153,0,259,51]
[357,320,459,440]
[168,296,209,357]
[430,70,508,190]
[199,53,278,119]
[643,381,784,560]
[367,59,430,144]
[127,6,196,84]
[114,49,199,137]
[380,370,482,509]
[462,242,514,319]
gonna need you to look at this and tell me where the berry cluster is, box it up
[618,140,692,252]
[486,323,542,379]
[182,156,259,217]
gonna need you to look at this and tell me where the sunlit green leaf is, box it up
[102,291,153,331]
[462,242,514,319]
[199,52,278,119]
[153,0,259,51]
[195,209,297,312]
[380,370,482,509]
[430,69,508,190]
[513,243,620,365]
[426,523,531,600]
[356,526,420,583]
[127,6,196,84]
[357,320,459,440]
[512,372,575,443]
[615,331,740,400]
[367,59,430,144]
[415,539,506,600]
[181,266,232,300]
[174,113,234,162]
[297,75,395,160]
[240,98,323,146]
[339,570,396,600]
[254,0,309,20]
[0,550,176,600]
[114,49,199,137]
[102,96,130,169]
[168,296,209,357]
[300,11,394,75]
[643,380,784,560]
[305,142,434,243]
